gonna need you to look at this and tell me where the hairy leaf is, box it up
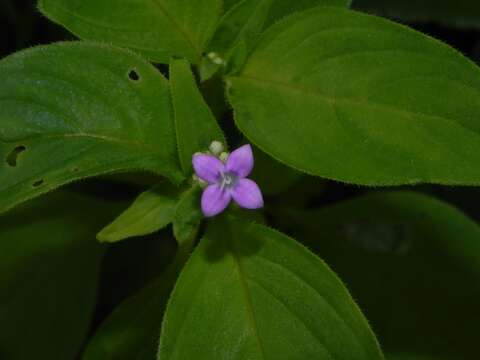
[38,0,222,63]
[172,186,202,245]
[266,0,352,25]
[97,182,181,243]
[159,216,383,360]
[207,0,274,60]
[227,8,480,185]
[169,59,225,174]
[207,0,351,73]
[0,42,182,213]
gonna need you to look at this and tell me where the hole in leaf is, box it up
[128,69,140,81]
[6,145,27,167]
[32,179,44,187]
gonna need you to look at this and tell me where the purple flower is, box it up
[192,144,264,217]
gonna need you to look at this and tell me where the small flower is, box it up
[192,144,264,217]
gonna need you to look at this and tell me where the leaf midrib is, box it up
[228,0,273,52]
[150,0,202,60]
[230,250,267,359]
[229,74,480,140]
[1,132,159,151]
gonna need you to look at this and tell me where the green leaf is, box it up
[172,185,203,245]
[266,0,352,25]
[97,182,181,243]
[0,42,182,213]
[169,59,225,174]
[159,216,383,360]
[227,7,480,185]
[353,0,480,28]
[280,191,480,359]
[83,275,174,360]
[207,0,274,61]
[38,0,222,64]
[207,0,351,74]
[84,216,197,360]
[0,190,122,360]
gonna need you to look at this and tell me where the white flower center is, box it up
[220,172,237,190]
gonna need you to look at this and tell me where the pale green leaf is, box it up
[158,216,383,360]
[0,42,182,213]
[97,182,181,243]
[0,190,123,360]
[169,59,225,174]
[280,191,480,359]
[227,7,480,185]
[38,0,223,64]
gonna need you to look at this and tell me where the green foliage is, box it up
[0,42,182,213]
[169,59,225,174]
[38,0,223,63]
[172,186,203,244]
[206,0,351,77]
[279,191,480,359]
[227,7,480,185]
[97,182,181,243]
[159,216,383,360]
[85,213,197,360]
[208,0,274,60]
[3,1,480,359]
[266,0,352,25]
[0,190,123,360]
[83,274,175,360]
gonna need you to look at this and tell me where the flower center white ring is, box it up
[220,172,237,190]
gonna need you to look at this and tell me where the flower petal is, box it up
[231,179,264,209]
[192,154,224,183]
[225,144,254,178]
[201,184,232,217]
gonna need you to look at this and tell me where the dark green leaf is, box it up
[0,190,122,360]
[84,216,197,360]
[207,0,351,74]
[281,191,480,359]
[38,0,222,63]
[353,0,480,28]
[172,186,203,245]
[207,0,274,62]
[169,59,225,174]
[97,182,181,243]
[0,42,182,213]
[227,8,480,185]
[159,216,383,360]
[83,276,174,360]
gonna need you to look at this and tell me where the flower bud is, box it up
[209,141,224,156]
[219,152,229,162]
